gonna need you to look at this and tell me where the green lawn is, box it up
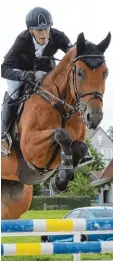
[2,210,113,261]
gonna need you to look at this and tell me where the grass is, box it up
[2,210,113,261]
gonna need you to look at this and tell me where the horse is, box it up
[1,32,111,219]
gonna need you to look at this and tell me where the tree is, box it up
[64,139,105,198]
[106,126,113,141]
[86,139,105,171]
[33,184,41,196]
[35,139,105,197]
[66,172,97,199]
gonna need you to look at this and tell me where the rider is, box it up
[1,7,73,155]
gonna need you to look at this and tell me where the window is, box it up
[110,149,113,158]
[65,210,81,218]
[97,135,103,146]
[100,148,104,156]
[91,208,113,218]
[78,210,89,218]
[104,149,110,160]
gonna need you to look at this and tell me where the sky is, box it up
[0,0,113,131]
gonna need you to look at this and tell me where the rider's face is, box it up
[29,28,50,45]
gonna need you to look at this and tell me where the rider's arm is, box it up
[1,35,27,81]
[56,31,73,53]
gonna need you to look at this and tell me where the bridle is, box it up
[6,54,105,120]
[71,54,105,115]
[34,54,105,117]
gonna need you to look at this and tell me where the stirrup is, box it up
[1,132,12,156]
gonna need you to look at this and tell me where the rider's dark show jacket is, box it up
[1,28,73,81]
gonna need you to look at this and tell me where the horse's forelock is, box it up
[77,41,105,69]
[80,58,105,69]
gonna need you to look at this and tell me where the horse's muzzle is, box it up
[84,111,103,129]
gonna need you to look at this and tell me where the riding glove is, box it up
[18,70,35,82]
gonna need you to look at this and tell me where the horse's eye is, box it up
[76,68,85,80]
[103,68,109,79]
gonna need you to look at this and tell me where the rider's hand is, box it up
[18,70,35,82]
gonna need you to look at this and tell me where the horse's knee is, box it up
[54,128,72,154]
[54,128,72,144]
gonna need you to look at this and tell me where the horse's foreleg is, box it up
[50,128,88,195]
[49,128,74,195]
[54,128,74,173]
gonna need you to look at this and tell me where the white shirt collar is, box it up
[32,37,48,58]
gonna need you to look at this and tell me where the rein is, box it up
[6,54,104,120]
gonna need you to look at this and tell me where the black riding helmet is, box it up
[25,7,53,30]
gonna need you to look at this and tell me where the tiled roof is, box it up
[100,159,113,181]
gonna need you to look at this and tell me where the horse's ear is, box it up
[76,32,85,54]
[97,32,111,53]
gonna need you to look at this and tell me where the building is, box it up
[91,159,113,206]
[86,127,113,166]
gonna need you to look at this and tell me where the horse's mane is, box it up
[50,47,77,79]
[43,47,77,91]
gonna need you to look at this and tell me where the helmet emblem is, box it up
[38,14,47,26]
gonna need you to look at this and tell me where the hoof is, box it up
[72,141,88,158]
[49,170,69,196]
[56,170,69,191]
[71,141,88,168]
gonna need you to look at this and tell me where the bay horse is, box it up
[1,32,111,219]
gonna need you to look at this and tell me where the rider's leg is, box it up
[1,79,22,155]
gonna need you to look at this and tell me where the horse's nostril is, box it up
[87,113,91,121]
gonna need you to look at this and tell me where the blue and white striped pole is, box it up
[1,218,113,233]
[1,241,113,256]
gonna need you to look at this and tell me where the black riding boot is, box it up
[1,92,16,155]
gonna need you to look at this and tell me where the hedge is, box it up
[30,196,91,210]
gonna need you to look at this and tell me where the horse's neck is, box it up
[42,48,77,104]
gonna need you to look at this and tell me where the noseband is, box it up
[72,54,105,115]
